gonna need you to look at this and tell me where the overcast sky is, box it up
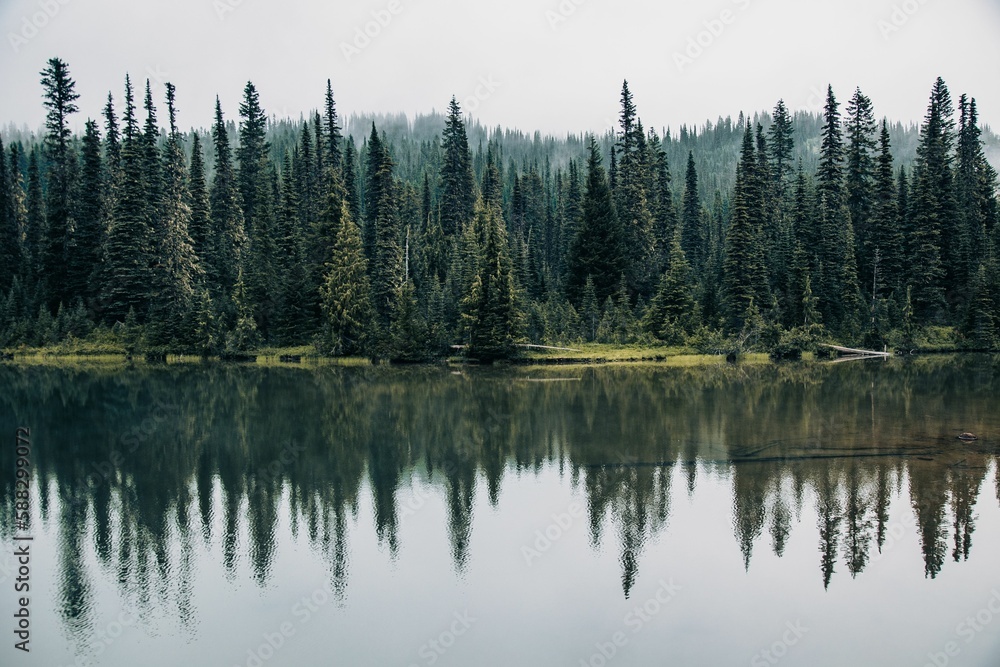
[2,0,999,137]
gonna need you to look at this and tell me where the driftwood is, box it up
[820,344,890,358]
[450,344,582,353]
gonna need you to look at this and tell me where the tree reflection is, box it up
[0,356,997,645]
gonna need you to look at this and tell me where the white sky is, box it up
[1,0,999,137]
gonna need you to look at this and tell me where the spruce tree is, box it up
[462,203,520,361]
[39,57,80,309]
[146,82,203,348]
[439,97,476,236]
[722,123,770,331]
[645,229,697,343]
[343,136,361,224]
[680,152,704,271]
[208,97,247,302]
[238,81,277,338]
[24,148,45,286]
[649,131,678,272]
[870,122,904,297]
[566,137,626,305]
[100,76,154,324]
[275,151,309,342]
[768,99,795,194]
[845,88,878,293]
[69,120,104,303]
[187,133,211,263]
[323,79,343,174]
[0,138,19,293]
[320,203,373,356]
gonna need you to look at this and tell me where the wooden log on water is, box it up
[820,344,891,358]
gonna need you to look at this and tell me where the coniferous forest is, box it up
[1,58,998,361]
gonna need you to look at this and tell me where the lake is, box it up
[2,356,1000,666]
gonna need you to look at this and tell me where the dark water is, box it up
[1,356,1000,666]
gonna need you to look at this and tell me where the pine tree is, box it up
[908,78,955,320]
[870,122,904,297]
[25,147,45,286]
[275,151,309,343]
[439,97,477,236]
[722,122,770,331]
[615,82,656,297]
[768,99,795,194]
[68,119,104,303]
[566,137,626,305]
[39,57,80,309]
[208,97,247,301]
[956,96,998,274]
[323,79,343,175]
[0,137,19,293]
[645,229,697,343]
[146,82,203,347]
[462,203,520,361]
[187,133,211,263]
[342,136,361,224]
[238,81,277,338]
[100,76,154,324]
[680,152,704,271]
[141,80,163,216]
[845,88,878,293]
[648,131,677,272]
[320,203,372,356]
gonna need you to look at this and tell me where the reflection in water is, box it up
[1,357,999,647]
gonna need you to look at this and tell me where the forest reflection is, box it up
[1,356,998,641]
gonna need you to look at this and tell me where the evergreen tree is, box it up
[680,152,704,271]
[870,122,904,297]
[24,147,45,285]
[908,78,955,320]
[323,79,343,174]
[275,151,309,343]
[768,99,795,193]
[100,76,154,324]
[342,136,361,224]
[645,228,697,343]
[39,57,80,309]
[462,203,520,361]
[566,137,626,305]
[320,203,372,356]
[845,88,878,292]
[238,81,277,338]
[722,123,770,330]
[68,120,103,303]
[141,80,163,216]
[439,97,476,236]
[208,97,246,301]
[0,138,20,293]
[615,82,656,297]
[147,83,203,347]
[187,133,211,263]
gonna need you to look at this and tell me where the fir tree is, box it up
[68,120,103,303]
[439,97,477,236]
[0,138,19,293]
[343,136,361,224]
[645,229,697,343]
[100,76,154,324]
[323,79,343,174]
[680,152,704,271]
[147,82,203,347]
[187,133,211,263]
[320,203,372,356]
[870,122,904,296]
[462,203,520,361]
[39,57,80,309]
[208,97,247,301]
[845,88,878,292]
[566,137,626,305]
[768,99,795,193]
[722,123,770,330]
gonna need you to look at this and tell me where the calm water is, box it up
[2,357,1000,666]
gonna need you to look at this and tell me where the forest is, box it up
[0,58,998,361]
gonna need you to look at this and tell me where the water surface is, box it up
[1,356,999,666]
